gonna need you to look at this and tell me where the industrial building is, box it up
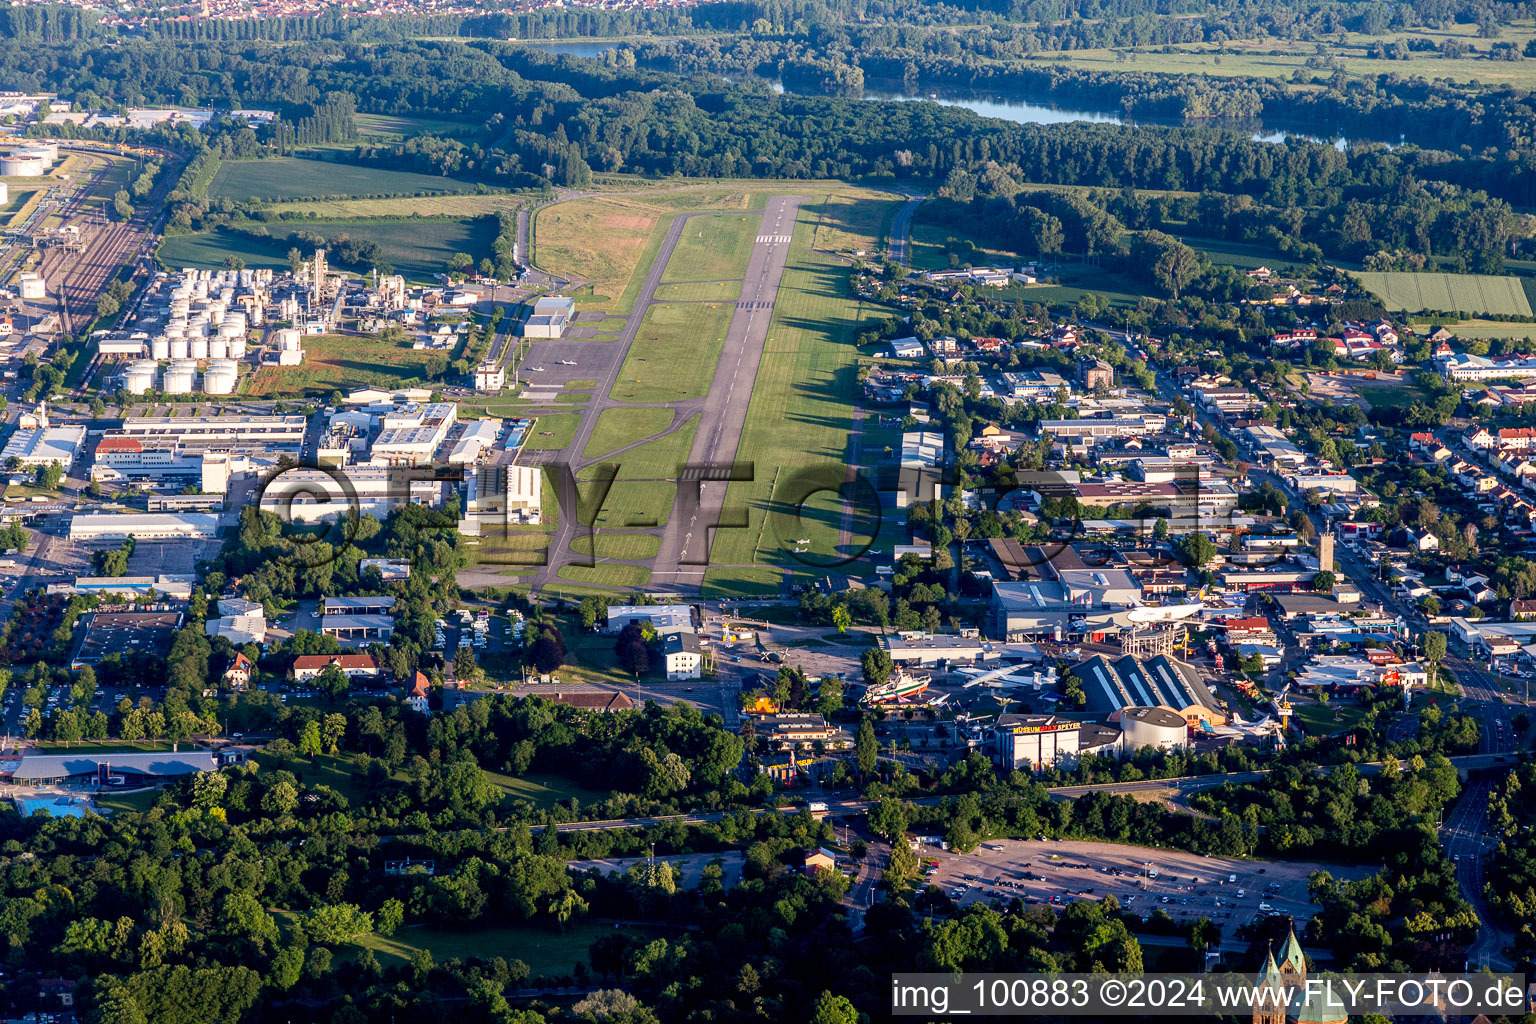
[1069,653,1225,726]
[449,419,502,464]
[50,574,196,600]
[2,751,216,787]
[257,467,441,523]
[68,513,220,543]
[319,614,395,642]
[90,439,241,494]
[1,417,85,469]
[321,595,397,617]
[606,604,693,635]
[104,415,306,456]
[461,464,542,532]
[1037,414,1166,440]
[369,402,457,466]
[521,295,574,339]
[988,549,1143,638]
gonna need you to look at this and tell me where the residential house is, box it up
[223,652,253,689]
[406,670,430,712]
[802,847,837,875]
[292,653,382,683]
[1464,426,1496,450]
[663,632,702,681]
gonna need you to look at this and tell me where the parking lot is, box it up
[916,839,1371,936]
[572,850,746,888]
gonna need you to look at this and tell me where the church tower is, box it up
[1251,948,1287,1024]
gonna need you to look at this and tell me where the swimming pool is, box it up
[13,795,90,818]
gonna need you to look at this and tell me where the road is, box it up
[1098,322,1527,971]
[887,194,924,267]
[651,196,803,590]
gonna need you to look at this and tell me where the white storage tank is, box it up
[150,336,170,360]
[21,142,57,163]
[189,337,209,360]
[163,360,197,394]
[203,364,237,395]
[226,335,247,359]
[123,364,156,396]
[0,154,46,177]
[169,339,189,360]
[209,339,228,359]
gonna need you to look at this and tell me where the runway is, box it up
[650,195,803,589]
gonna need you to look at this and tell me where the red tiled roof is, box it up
[293,654,378,671]
[97,437,142,452]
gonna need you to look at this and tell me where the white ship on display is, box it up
[862,669,930,705]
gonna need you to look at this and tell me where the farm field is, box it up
[267,193,525,219]
[1356,272,1533,315]
[661,212,759,281]
[242,333,436,396]
[353,113,484,142]
[159,217,498,281]
[1014,22,1536,88]
[908,216,1017,271]
[702,198,878,598]
[1412,319,1536,340]
[208,157,482,201]
[583,407,676,459]
[610,303,733,403]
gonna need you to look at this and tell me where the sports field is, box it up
[242,333,436,396]
[1355,271,1533,316]
[158,217,497,281]
[208,157,483,202]
[610,303,733,403]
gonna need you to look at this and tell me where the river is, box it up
[514,40,1379,149]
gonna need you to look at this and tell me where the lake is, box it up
[515,41,1367,148]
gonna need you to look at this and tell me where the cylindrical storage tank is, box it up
[209,339,228,359]
[207,302,226,326]
[15,147,54,169]
[191,280,208,300]
[1118,706,1189,754]
[189,337,208,360]
[22,142,57,163]
[202,368,237,395]
[150,337,170,360]
[0,155,46,177]
[124,363,155,395]
[164,324,186,341]
[226,336,247,359]
[163,360,196,394]
[169,339,189,360]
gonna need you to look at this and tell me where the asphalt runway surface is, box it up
[651,195,803,590]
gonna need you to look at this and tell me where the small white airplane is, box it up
[527,366,546,372]
[558,359,577,365]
